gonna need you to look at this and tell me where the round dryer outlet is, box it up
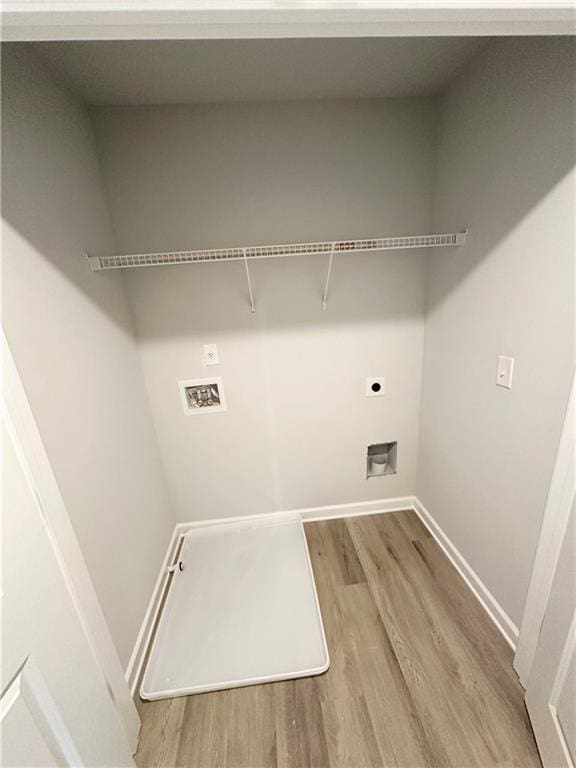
[366,377,386,397]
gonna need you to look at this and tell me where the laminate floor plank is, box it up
[335,581,444,768]
[135,510,541,768]
[392,509,432,543]
[135,696,186,768]
[346,515,499,767]
[223,684,277,768]
[274,676,330,768]
[347,514,540,768]
[411,537,540,766]
[394,518,538,767]
[307,519,366,588]
[305,524,384,768]
[174,689,229,768]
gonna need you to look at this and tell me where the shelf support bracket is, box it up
[243,249,256,314]
[322,244,336,310]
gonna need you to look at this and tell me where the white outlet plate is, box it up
[203,343,220,367]
[366,377,386,397]
[496,356,514,389]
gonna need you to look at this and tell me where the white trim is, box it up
[0,657,83,767]
[176,509,297,533]
[514,372,576,685]
[176,496,416,532]
[297,495,415,522]
[413,497,519,650]
[2,2,574,42]
[1,331,140,751]
[124,526,183,696]
[548,611,576,768]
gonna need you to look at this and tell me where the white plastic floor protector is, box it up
[141,515,329,700]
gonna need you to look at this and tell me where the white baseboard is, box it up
[296,495,415,522]
[127,493,518,695]
[173,496,416,534]
[125,526,183,697]
[175,509,295,533]
[413,497,519,650]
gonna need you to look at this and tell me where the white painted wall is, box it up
[417,37,576,629]
[91,99,436,520]
[1,46,176,667]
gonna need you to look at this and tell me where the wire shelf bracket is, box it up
[243,248,256,314]
[322,244,336,311]
[86,230,467,312]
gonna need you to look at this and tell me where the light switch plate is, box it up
[203,343,219,367]
[496,356,514,389]
[366,377,386,397]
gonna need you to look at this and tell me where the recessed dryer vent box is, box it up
[179,377,227,415]
[366,442,397,478]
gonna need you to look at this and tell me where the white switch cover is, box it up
[203,344,220,367]
[496,356,514,389]
[366,377,386,397]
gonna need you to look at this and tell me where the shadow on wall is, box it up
[2,45,432,337]
[426,36,576,312]
[2,223,136,337]
[1,45,134,336]
[2,39,575,337]
[123,249,428,341]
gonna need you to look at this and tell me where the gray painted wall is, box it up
[1,46,176,666]
[4,36,573,651]
[91,99,436,520]
[417,37,576,628]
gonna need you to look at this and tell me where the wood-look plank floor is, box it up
[135,511,541,768]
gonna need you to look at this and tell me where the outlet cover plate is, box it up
[366,377,386,397]
[496,356,514,389]
[203,343,220,367]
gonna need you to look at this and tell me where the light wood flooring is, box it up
[135,510,541,768]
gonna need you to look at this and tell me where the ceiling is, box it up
[26,37,488,105]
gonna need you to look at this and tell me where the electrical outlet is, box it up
[203,343,220,367]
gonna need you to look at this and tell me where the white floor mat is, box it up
[140,515,329,700]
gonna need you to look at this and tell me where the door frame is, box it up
[0,657,84,767]
[514,371,576,686]
[1,1,574,43]
[1,0,573,722]
[1,330,141,752]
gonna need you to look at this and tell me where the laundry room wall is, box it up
[1,45,177,667]
[417,37,576,630]
[91,98,437,521]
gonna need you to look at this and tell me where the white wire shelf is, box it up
[86,231,467,272]
[87,231,467,313]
